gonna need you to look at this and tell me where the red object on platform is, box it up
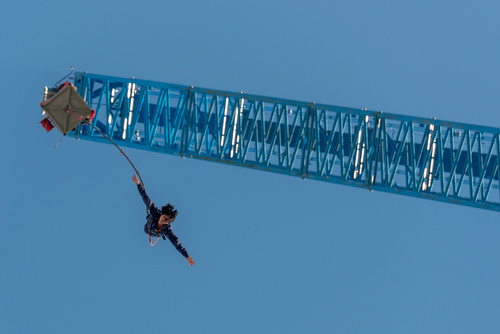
[41,118,55,132]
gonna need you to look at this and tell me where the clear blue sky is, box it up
[2,0,500,333]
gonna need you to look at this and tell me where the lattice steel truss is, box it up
[73,72,500,211]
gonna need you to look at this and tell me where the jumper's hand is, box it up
[132,175,140,185]
[187,257,196,267]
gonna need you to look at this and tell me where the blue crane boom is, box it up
[67,72,500,212]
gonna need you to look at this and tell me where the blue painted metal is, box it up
[72,72,500,212]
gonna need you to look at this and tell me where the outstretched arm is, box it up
[165,229,195,266]
[132,175,158,213]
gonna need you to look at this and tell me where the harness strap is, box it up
[148,229,160,246]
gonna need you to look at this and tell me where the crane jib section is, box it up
[73,72,500,212]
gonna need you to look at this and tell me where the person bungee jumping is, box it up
[132,175,195,266]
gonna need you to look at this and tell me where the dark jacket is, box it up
[137,184,189,258]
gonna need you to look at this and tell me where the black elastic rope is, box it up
[83,121,149,215]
